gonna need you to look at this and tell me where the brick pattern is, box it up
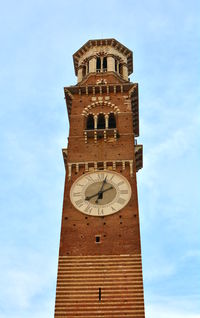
[55,254,145,318]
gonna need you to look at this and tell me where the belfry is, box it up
[54,38,145,317]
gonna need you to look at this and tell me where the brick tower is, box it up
[54,38,145,317]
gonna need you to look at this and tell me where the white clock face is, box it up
[70,170,131,217]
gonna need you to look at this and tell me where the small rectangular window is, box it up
[96,236,100,243]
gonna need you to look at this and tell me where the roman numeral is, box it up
[86,176,94,182]
[84,205,93,214]
[119,190,128,195]
[73,192,81,197]
[117,181,124,186]
[98,173,105,181]
[77,183,84,187]
[75,199,84,208]
[98,208,104,216]
[117,197,126,205]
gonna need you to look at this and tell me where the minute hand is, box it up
[85,186,113,201]
[95,177,107,203]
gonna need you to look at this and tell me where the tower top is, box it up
[73,38,133,83]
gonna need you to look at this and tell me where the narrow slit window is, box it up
[99,288,101,301]
[96,236,100,243]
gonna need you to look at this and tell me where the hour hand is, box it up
[85,192,99,201]
[95,186,113,203]
[85,186,113,202]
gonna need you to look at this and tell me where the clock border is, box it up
[70,170,132,217]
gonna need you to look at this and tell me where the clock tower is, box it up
[54,39,145,317]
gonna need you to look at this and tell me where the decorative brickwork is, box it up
[55,255,145,317]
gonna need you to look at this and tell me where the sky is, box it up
[0,0,200,317]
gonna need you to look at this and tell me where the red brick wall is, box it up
[54,72,145,317]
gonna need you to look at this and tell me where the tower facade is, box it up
[55,39,144,317]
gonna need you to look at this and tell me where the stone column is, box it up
[85,162,89,172]
[129,160,133,177]
[117,61,119,74]
[107,56,115,72]
[94,115,98,129]
[76,163,79,173]
[89,57,96,73]
[100,57,103,72]
[68,163,72,180]
[105,114,109,129]
[77,67,83,83]
[122,64,128,80]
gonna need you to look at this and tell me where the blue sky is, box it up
[0,0,199,317]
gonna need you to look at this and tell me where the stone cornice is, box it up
[64,82,137,97]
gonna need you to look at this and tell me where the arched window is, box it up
[82,65,86,77]
[119,63,123,76]
[96,57,101,72]
[115,59,118,72]
[108,113,116,128]
[103,57,107,71]
[86,114,94,130]
[97,114,105,129]
[87,61,89,74]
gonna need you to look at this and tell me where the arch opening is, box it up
[119,63,123,76]
[96,57,101,72]
[108,113,116,128]
[86,114,94,130]
[103,57,107,71]
[115,59,118,72]
[82,65,86,77]
[87,61,89,74]
[97,114,105,129]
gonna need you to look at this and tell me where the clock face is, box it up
[70,170,131,216]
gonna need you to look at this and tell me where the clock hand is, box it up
[97,177,107,196]
[85,178,107,201]
[85,186,113,201]
[85,192,99,201]
[96,186,113,202]
[95,177,107,203]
